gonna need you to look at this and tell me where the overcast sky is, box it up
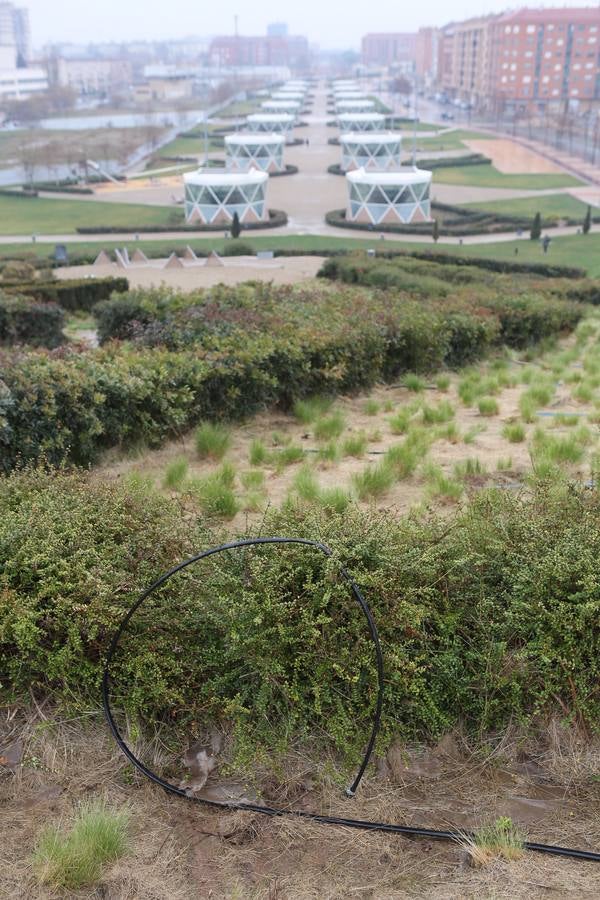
[25,0,594,49]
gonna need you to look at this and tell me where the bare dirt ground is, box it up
[3,707,600,899]
[56,256,325,290]
[464,139,565,175]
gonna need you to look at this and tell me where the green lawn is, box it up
[433,162,581,190]
[157,137,210,157]
[466,193,595,222]
[414,129,492,151]
[2,230,599,276]
[0,194,183,234]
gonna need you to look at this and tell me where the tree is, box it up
[583,204,592,235]
[530,211,542,240]
[231,212,241,239]
[390,76,412,96]
[432,218,439,243]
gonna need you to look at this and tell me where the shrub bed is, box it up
[326,206,551,237]
[1,277,582,471]
[0,294,64,348]
[2,472,600,753]
[3,277,129,312]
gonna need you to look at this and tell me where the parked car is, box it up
[440,111,455,121]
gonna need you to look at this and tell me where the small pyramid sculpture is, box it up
[164,252,185,269]
[205,250,224,267]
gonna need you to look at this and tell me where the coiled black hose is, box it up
[102,537,600,864]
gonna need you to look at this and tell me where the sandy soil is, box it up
[464,139,565,175]
[56,256,325,290]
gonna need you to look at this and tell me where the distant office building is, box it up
[50,57,133,95]
[267,23,288,38]
[209,33,309,70]
[0,2,30,65]
[0,66,47,99]
[361,33,417,67]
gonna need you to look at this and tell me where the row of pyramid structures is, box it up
[93,247,225,268]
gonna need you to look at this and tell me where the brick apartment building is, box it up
[436,6,600,113]
[361,33,417,67]
[488,7,600,113]
[209,34,309,70]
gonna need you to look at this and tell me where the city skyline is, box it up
[22,0,599,49]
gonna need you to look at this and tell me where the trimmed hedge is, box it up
[3,277,129,313]
[2,472,600,753]
[326,206,548,238]
[76,209,288,234]
[0,294,64,348]
[1,279,583,471]
[328,154,491,177]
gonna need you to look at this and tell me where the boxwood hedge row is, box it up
[0,294,64,348]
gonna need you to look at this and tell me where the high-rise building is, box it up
[0,2,30,66]
[361,33,417,67]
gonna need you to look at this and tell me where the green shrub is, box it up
[313,411,346,442]
[352,462,395,498]
[502,421,526,443]
[342,433,368,457]
[4,470,600,756]
[293,395,332,424]
[34,802,129,889]
[249,439,269,466]
[8,277,129,313]
[195,421,231,460]
[0,294,64,348]
[478,397,499,417]
[163,456,188,489]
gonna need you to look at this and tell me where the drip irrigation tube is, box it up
[102,536,600,864]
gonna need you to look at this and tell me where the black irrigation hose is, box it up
[102,536,600,864]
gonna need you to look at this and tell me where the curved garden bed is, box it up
[325,202,587,237]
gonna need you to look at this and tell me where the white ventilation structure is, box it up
[336,99,376,114]
[345,167,432,225]
[246,113,296,142]
[337,112,386,133]
[261,99,301,116]
[272,91,305,101]
[340,132,402,172]
[225,133,285,173]
[184,169,269,225]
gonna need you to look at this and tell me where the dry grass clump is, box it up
[33,801,130,889]
[461,816,525,868]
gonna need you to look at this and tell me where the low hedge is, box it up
[326,207,541,238]
[2,472,600,754]
[0,294,64,348]
[328,155,491,176]
[3,277,129,313]
[1,280,583,471]
[318,252,587,285]
[76,209,288,234]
